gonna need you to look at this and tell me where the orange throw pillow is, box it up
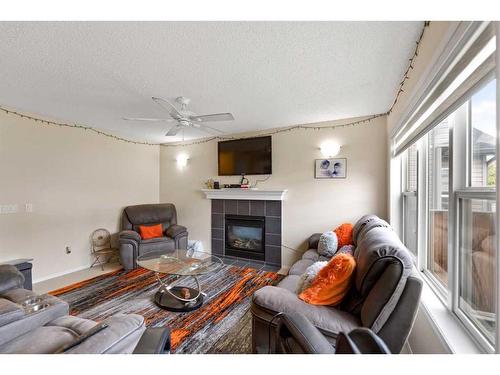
[299,253,356,306]
[139,224,163,240]
[334,223,353,248]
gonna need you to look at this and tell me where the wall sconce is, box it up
[176,153,189,169]
[320,141,341,158]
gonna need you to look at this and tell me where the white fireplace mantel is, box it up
[201,188,287,201]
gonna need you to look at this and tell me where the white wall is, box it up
[0,111,160,281]
[160,115,388,268]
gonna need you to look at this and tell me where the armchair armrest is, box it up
[119,230,141,242]
[133,327,171,354]
[276,312,335,354]
[308,233,322,250]
[335,328,390,354]
[165,224,187,239]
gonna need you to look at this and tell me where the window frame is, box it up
[453,189,496,353]
[401,145,419,260]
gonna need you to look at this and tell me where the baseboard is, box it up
[33,264,91,284]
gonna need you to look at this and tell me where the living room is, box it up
[1,1,499,372]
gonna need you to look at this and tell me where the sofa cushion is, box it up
[288,259,315,276]
[277,275,302,293]
[354,227,413,332]
[302,249,321,261]
[0,325,81,354]
[139,223,163,240]
[334,223,354,248]
[0,298,24,327]
[317,231,338,257]
[138,237,175,254]
[0,265,25,294]
[308,233,322,250]
[0,314,145,354]
[253,285,361,337]
[299,253,356,306]
[0,293,69,347]
[65,314,146,354]
[295,262,328,294]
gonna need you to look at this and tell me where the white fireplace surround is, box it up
[201,188,287,201]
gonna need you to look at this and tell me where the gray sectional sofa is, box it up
[0,265,169,354]
[251,214,423,354]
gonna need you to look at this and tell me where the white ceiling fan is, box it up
[123,96,234,136]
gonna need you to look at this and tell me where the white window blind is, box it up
[392,22,496,157]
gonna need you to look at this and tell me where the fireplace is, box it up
[211,199,282,266]
[225,215,265,261]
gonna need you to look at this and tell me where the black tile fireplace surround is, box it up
[211,199,282,266]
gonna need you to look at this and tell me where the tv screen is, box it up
[218,136,272,176]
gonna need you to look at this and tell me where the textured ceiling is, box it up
[0,22,423,143]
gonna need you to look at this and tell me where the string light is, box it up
[0,22,429,148]
[387,21,430,115]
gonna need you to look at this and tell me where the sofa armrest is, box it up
[165,224,187,239]
[133,327,171,354]
[308,233,322,250]
[119,230,141,242]
[0,265,25,294]
[276,312,335,354]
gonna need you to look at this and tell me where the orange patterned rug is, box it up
[49,265,282,353]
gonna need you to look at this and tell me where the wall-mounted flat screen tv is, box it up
[218,136,272,176]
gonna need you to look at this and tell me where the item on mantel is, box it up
[240,184,250,189]
[204,178,214,189]
[213,181,220,189]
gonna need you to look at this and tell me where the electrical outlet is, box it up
[65,246,71,254]
[25,203,33,213]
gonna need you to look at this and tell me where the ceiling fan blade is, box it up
[122,117,176,122]
[152,97,183,119]
[192,123,224,135]
[165,124,184,136]
[189,113,234,122]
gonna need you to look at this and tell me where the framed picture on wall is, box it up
[315,158,347,179]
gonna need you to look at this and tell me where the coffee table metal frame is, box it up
[137,250,222,312]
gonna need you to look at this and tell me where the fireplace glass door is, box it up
[225,215,265,261]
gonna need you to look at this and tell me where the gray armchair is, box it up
[119,203,188,270]
[0,265,170,354]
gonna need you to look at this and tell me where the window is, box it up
[398,78,497,351]
[457,194,496,347]
[455,79,497,351]
[427,121,449,287]
[393,23,497,351]
[470,79,496,188]
[402,144,418,256]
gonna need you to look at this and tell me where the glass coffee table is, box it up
[137,249,223,312]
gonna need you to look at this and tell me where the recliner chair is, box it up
[0,265,170,354]
[119,203,188,269]
[276,312,391,354]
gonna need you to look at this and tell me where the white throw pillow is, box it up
[317,231,338,258]
[296,261,328,294]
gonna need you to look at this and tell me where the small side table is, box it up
[1,258,33,290]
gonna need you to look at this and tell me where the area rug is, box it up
[49,265,282,354]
